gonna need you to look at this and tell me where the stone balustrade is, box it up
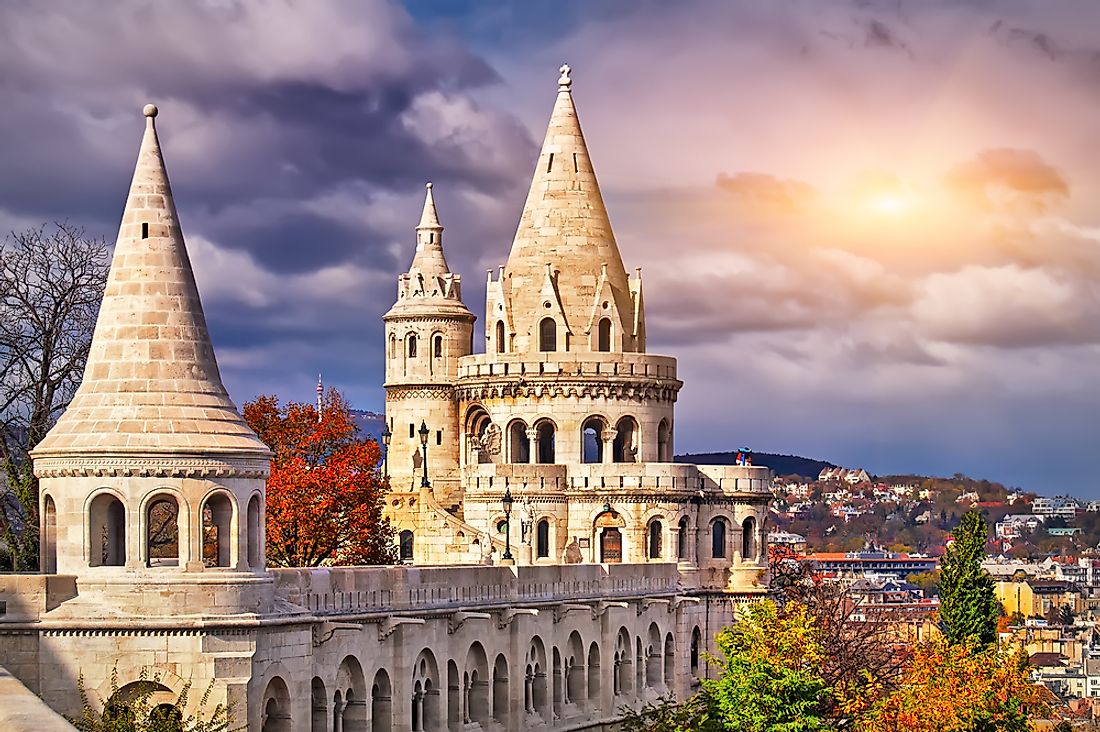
[465,462,773,494]
[456,351,678,381]
[272,562,680,616]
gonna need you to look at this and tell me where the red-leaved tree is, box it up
[244,388,395,567]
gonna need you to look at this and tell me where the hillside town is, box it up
[768,463,1100,720]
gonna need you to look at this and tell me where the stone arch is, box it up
[587,642,601,712]
[447,660,460,732]
[261,676,291,732]
[742,516,757,561]
[613,416,638,463]
[200,488,236,568]
[539,317,557,352]
[495,320,506,353]
[690,626,701,676]
[646,623,662,687]
[465,405,494,465]
[406,331,418,359]
[412,650,440,732]
[399,530,414,562]
[389,333,397,359]
[676,515,689,561]
[492,654,509,726]
[566,631,586,708]
[88,489,126,567]
[635,636,643,693]
[646,517,664,560]
[552,646,563,718]
[663,633,675,688]
[42,493,57,573]
[432,331,444,359]
[525,636,548,716]
[371,669,392,732]
[534,418,556,464]
[465,642,490,726]
[143,490,184,567]
[597,317,612,352]
[614,627,633,697]
[311,677,327,732]
[711,516,728,559]
[536,518,551,559]
[247,493,263,570]
[657,419,671,462]
[581,415,607,464]
[507,419,529,464]
[336,655,368,731]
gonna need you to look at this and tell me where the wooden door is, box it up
[601,528,622,563]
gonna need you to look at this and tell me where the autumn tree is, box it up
[939,511,999,646]
[855,636,1048,732]
[244,388,395,567]
[0,223,109,570]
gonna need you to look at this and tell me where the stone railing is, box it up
[272,562,681,616]
[0,664,76,731]
[464,463,772,495]
[456,352,678,381]
[0,574,78,624]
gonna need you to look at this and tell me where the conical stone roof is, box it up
[32,105,270,458]
[502,65,635,351]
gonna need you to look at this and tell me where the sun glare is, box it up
[869,193,909,216]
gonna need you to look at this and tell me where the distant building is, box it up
[1032,496,1081,520]
[767,531,807,553]
[996,578,1084,618]
[818,467,871,484]
[1048,527,1084,537]
[995,513,1045,539]
[807,552,937,579]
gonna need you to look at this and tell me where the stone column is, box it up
[601,428,615,464]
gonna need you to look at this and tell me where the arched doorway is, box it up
[508,420,529,464]
[535,420,555,464]
[42,495,57,574]
[201,491,234,568]
[581,416,605,464]
[613,416,638,463]
[146,494,180,567]
[89,493,126,567]
[595,507,625,564]
[742,516,757,561]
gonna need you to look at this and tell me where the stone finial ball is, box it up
[426,181,433,190]
[143,104,159,118]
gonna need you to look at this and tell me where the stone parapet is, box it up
[272,562,680,616]
[0,664,75,732]
[464,462,772,495]
[0,575,78,623]
[457,351,677,380]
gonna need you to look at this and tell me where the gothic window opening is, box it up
[407,334,417,358]
[742,516,757,561]
[43,495,57,574]
[399,530,414,561]
[690,627,701,675]
[89,493,126,567]
[597,318,612,352]
[535,420,555,463]
[202,492,234,568]
[613,416,638,463]
[677,516,688,560]
[657,419,671,462]
[539,317,557,352]
[536,519,550,559]
[433,334,443,358]
[581,416,605,464]
[371,669,392,732]
[146,495,179,567]
[496,320,506,353]
[711,519,727,559]
[509,421,530,464]
[648,520,663,559]
[247,495,262,569]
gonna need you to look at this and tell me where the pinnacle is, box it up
[418,180,442,230]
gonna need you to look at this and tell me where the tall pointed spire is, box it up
[32,104,269,458]
[500,64,637,354]
[410,182,450,277]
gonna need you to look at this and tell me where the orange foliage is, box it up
[856,636,1048,732]
[244,388,395,567]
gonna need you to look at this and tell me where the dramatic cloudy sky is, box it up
[2,0,1099,493]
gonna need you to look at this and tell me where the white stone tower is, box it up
[383,183,475,508]
[30,104,274,616]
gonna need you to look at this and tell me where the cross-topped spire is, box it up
[558,63,572,91]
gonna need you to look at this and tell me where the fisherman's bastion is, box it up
[0,66,772,731]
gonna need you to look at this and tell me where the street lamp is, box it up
[418,421,430,488]
[502,485,514,561]
[380,425,391,480]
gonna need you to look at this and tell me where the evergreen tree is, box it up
[939,511,999,646]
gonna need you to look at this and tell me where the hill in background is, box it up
[676,451,835,480]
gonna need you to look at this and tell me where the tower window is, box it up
[597,318,612,352]
[436,430,442,446]
[547,153,554,173]
[433,335,443,358]
[141,222,149,239]
[409,423,415,439]
[539,318,557,352]
[496,320,506,354]
[573,153,579,173]
[407,334,417,358]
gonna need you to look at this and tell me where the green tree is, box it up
[703,600,832,732]
[939,511,999,646]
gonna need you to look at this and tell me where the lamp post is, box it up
[418,421,430,489]
[502,485,514,563]
[380,425,391,480]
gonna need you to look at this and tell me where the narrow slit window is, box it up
[141,222,149,239]
[573,153,579,173]
[547,153,554,173]
[436,430,442,446]
[409,423,415,439]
